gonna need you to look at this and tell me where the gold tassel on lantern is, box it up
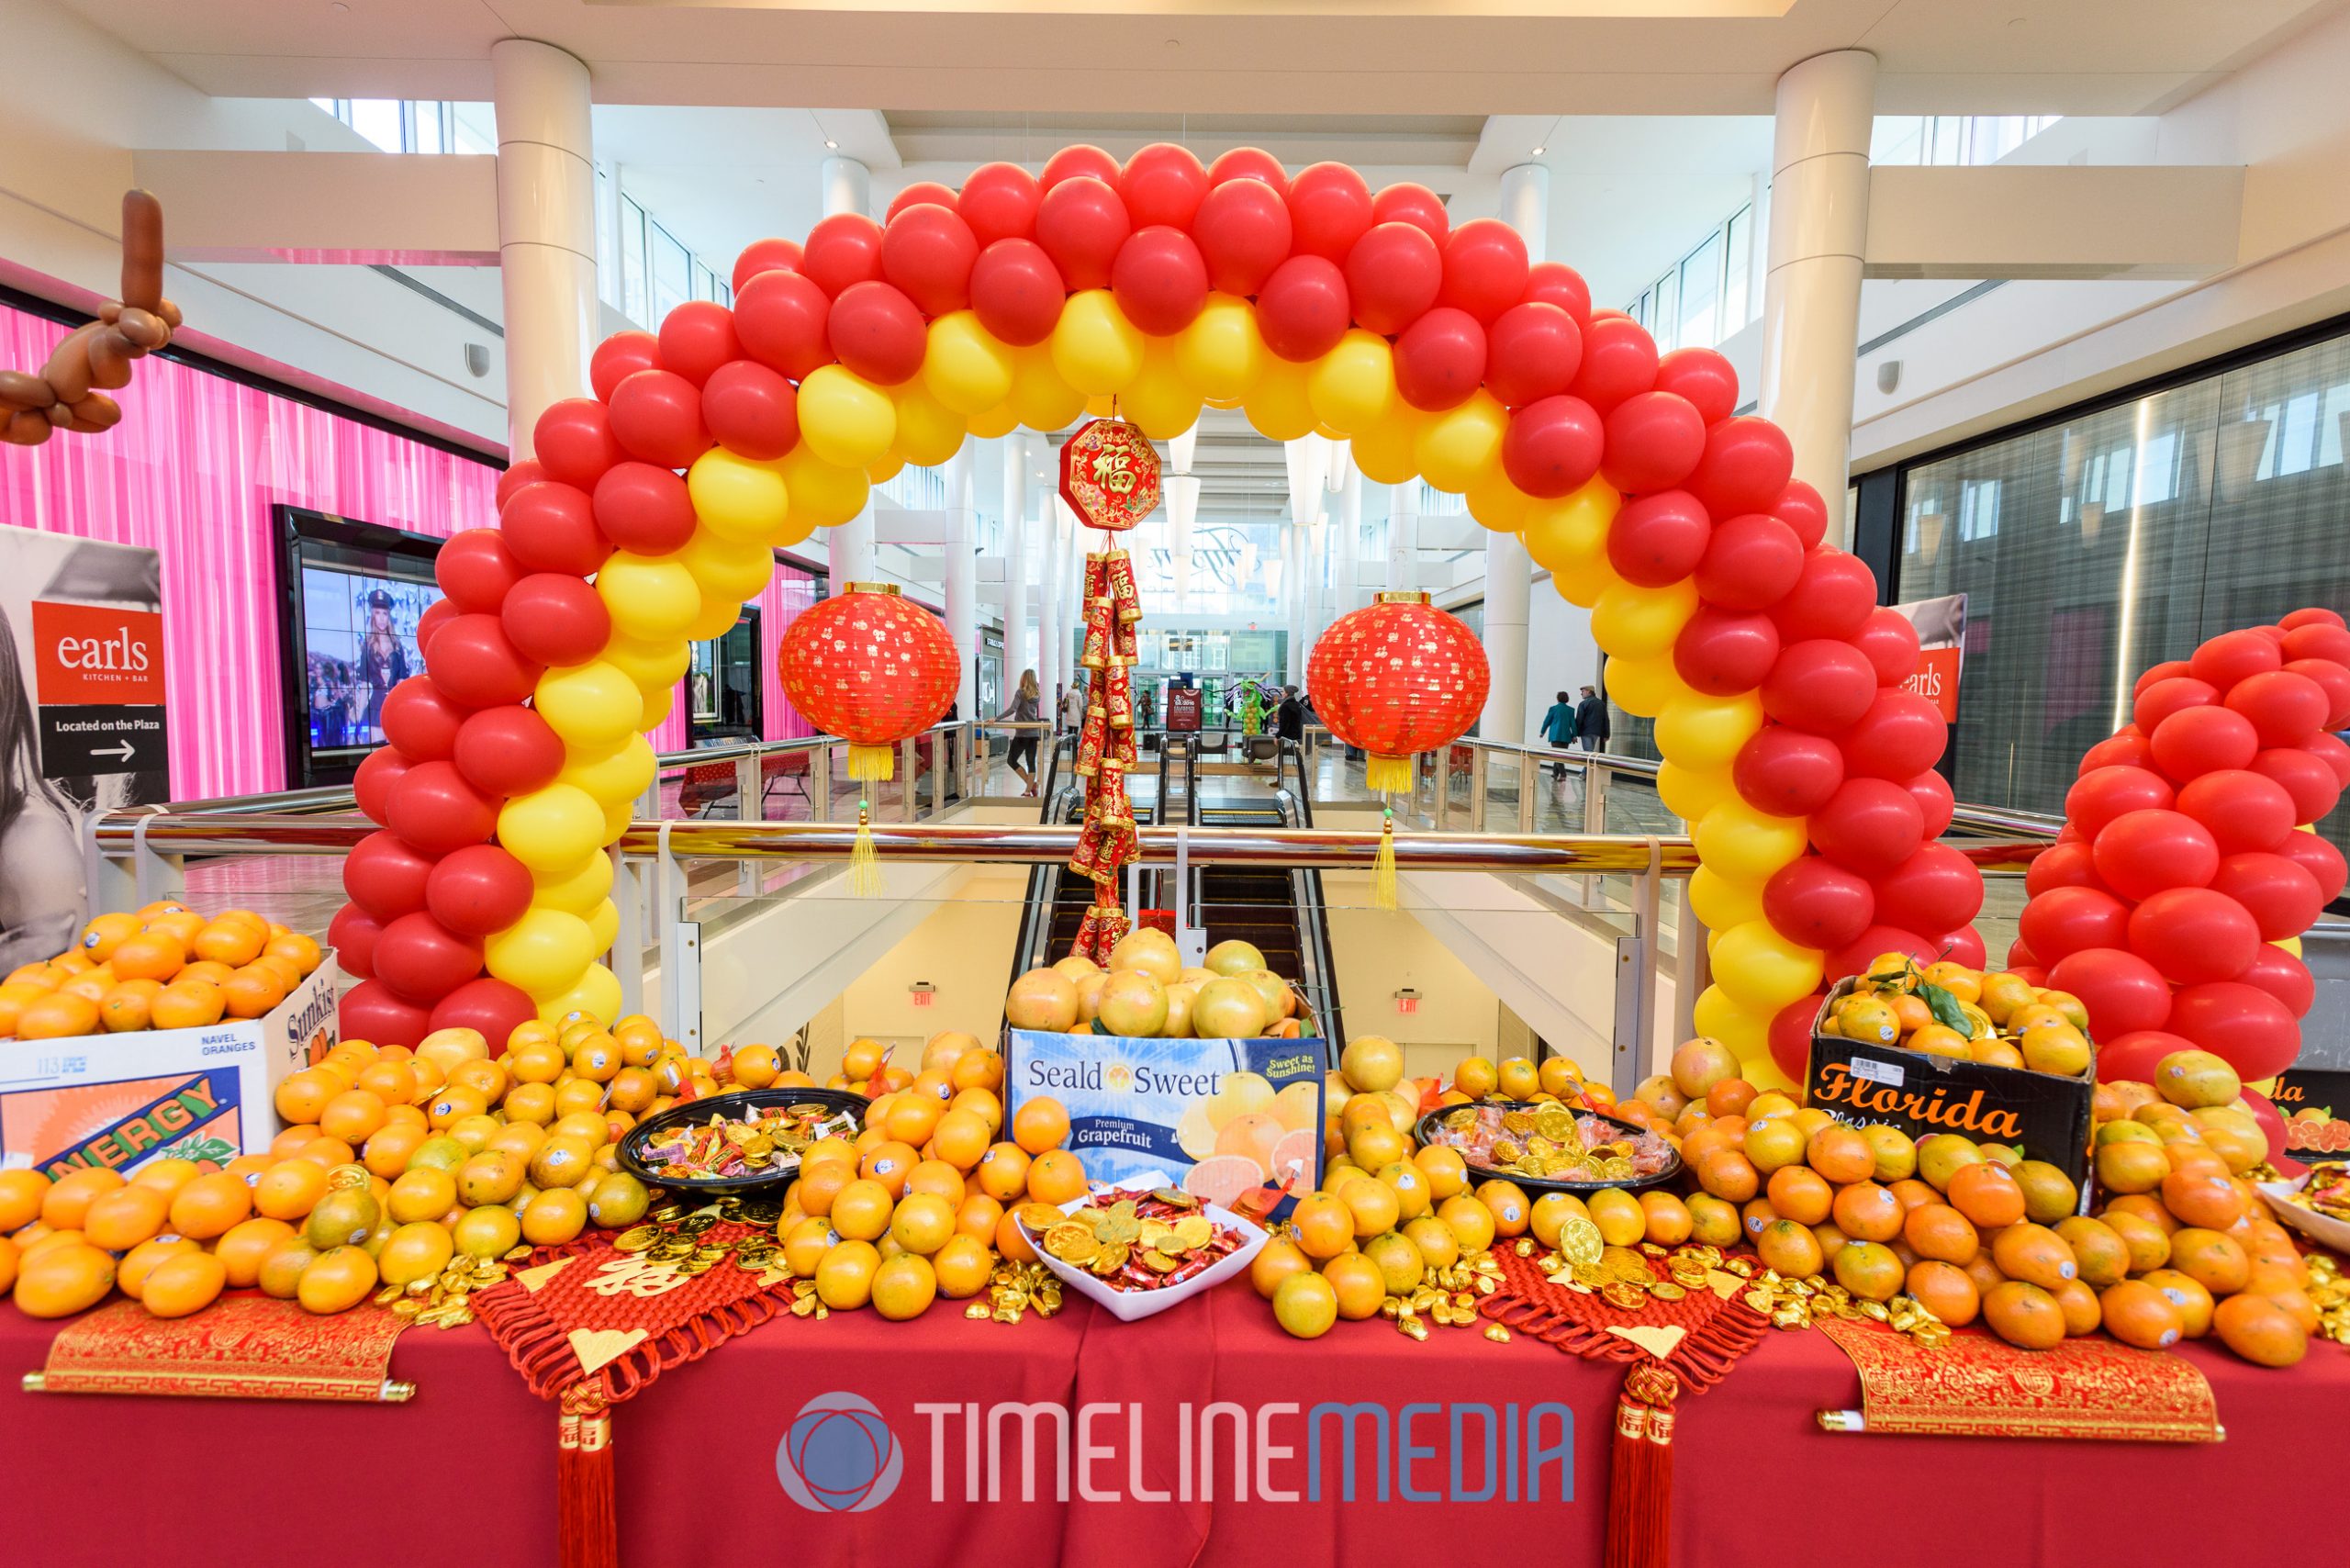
[845,743,894,782]
[1365,753,1414,793]
[848,797,882,897]
[1372,806,1398,912]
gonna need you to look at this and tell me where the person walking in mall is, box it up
[1059,676,1088,734]
[1573,684,1611,763]
[998,668,1042,797]
[1539,689,1577,778]
[1275,684,1305,745]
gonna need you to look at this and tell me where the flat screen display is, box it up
[275,506,448,784]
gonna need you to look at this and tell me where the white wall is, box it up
[1524,572,1600,743]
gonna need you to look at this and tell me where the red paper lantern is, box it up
[778,583,959,782]
[1306,591,1488,792]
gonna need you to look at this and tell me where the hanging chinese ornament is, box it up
[1058,418,1159,963]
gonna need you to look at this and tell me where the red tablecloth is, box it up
[4,1287,2344,1568]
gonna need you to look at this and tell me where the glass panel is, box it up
[1650,269,1679,353]
[652,224,691,323]
[1677,230,1724,351]
[620,199,649,325]
[1722,206,1752,333]
[413,102,446,155]
[452,103,497,155]
[348,99,405,153]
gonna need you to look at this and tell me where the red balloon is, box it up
[2127,886,2260,985]
[340,980,434,1050]
[452,705,565,799]
[1121,143,1208,230]
[1285,163,1374,263]
[500,574,610,669]
[1684,417,1793,520]
[532,399,624,490]
[1034,176,1130,291]
[2150,705,2260,783]
[1841,690,1946,780]
[500,481,610,577]
[1371,183,1448,243]
[731,238,802,292]
[494,460,547,511]
[1485,303,1582,409]
[1850,608,1921,688]
[2188,627,2282,691]
[2281,606,2348,631]
[2047,947,2175,1038]
[591,464,698,556]
[700,361,799,461]
[2234,945,2316,1017]
[1653,348,1738,427]
[1873,843,1982,936]
[1500,396,1604,501]
[2210,850,2325,939]
[827,281,926,386]
[1393,308,1487,410]
[1764,857,1875,951]
[1436,218,1528,325]
[424,844,536,939]
[607,369,710,470]
[2131,675,2217,734]
[1256,256,1350,364]
[1733,726,1845,816]
[2023,840,2109,899]
[879,203,979,317]
[2132,659,2191,697]
[884,181,958,223]
[2283,622,2350,678]
[2019,885,2131,967]
[1761,640,1876,734]
[2008,938,2039,971]
[1606,490,1710,587]
[2248,745,2342,823]
[2274,829,2347,903]
[656,300,738,386]
[1936,924,1988,970]
[2224,668,2328,748]
[430,978,539,1052]
[1768,995,1821,1086]
[1694,513,1804,611]
[2092,808,2219,902]
[2076,729,2154,775]
[2239,1085,2290,1165]
[1771,548,1877,643]
[1208,148,1289,194]
[373,912,482,1006]
[801,212,885,297]
[1040,145,1120,192]
[1907,767,1956,838]
[1810,777,1926,877]
[1342,221,1442,336]
[434,529,521,616]
[969,239,1068,348]
[344,829,436,921]
[1824,924,1935,983]
[2095,1029,2193,1084]
[2311,731,2350,787]
[1191,178,1292,297]
[1567,314,1657,412]
[352,746,411,826]
[733,268,835,379]
[1600,392,1707,495]
[327,905,382,981]
[589,330,662,403]
[2065,765,2175,836]
[958,163,1043,246]
[386,760,498,857]
[380,680,465,761]
[424,614,543,709]
[1673,605,1779,697]
[2284,656,2350,730]
[1521,262,1592,325]
[2165,980,2300,1082]
[1110,226,1210,335]
[416,600,457,660]
[2176,768,2297,856]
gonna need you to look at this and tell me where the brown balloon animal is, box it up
[0,190,180,445]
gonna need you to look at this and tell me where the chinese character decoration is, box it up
[1058,419,1158,961]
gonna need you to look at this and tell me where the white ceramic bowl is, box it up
[2257,1170,2350,1254]
[1018,1178,1268,1324]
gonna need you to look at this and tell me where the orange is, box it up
[974,1143,1031,1203]
[40,1167,125,1230]
[75,912,142,961]
[859,1140,921,1198]
[1982,1280,2065,1350]
[1989,1223,2078,1292]
[12,1240,116,1318]
[1013,1097,1070,1155]
[1742,1118,1807,1175]
[2093,1140,2169,1194]
[361,1122,428,1180]
[2102,1210,2171,1275]
[82,1184,171,1251]
[1825,1181,1899,1243]
[216,1217,297,1287]
[1638,1191,1692,1247]
[2053,1216,2130,1288]
[129,1158,201,1197]
[1025,1149,1087,1204]
[889,1193,957,1255]
[107,933,185,984]
[297,1245,378,1315]
[2048,1277,2103,1337]
[1764,1163,1835,1226]
[2241,1266,2321,1334]
[1322,1251,1386,1320]
[449,1058,510,1104]
[149,980,225,1030]
[217,966,283,1019]
[1944,1162,2026,1229]
[1756,1218,1824,1279]
[1292,1193,1355,1260]
[954,1193,1002,1245]
[871,1252,937,1321]
[828,1179,894,1242]
[319,1089,389,1146]
[97,980,162,1031]
[264,932,323,976]
[2099,1279,2185,1350]
[1495,1057,1539,1100]
[1830,1240,1904,1302]
[1472,1179,1527,1238]
[386,1167,458,1225]
[2167,1227,2250,1296]
[274,1069,340,1126]
[950,1049,1004,1093]
[796,1161,854,1218]
[2104,1193,2178,1234]
[191,920,264,967]
[930,1108,991,1170]
[178,959,235,990]
[2141,1269,2216,1338]
[901,1159,967,1208]
[2212,1293,2307,1368]
[140,1250,228,1318]
[1696,1150,1760,1204]
[1412,1145,1470,1200]
[1250,1237,1314,1301]
[252,1158,330,1221]
[2161,1168,2246,1231]
[1901,1204,1979,1265]
[1906,1260,1980,1327]
[15,990,99,1039]
[1803,1125,1874,1185]
[815,1239,882,1309]
[885,1093,944,1147]
[0,1170,50,1232]
[1685,1193,1741,1249]
[520,1188,588,1247]
[256,1238,319,1299]
[165,1171,252,1240]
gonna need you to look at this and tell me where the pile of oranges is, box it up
[1817,956,2094,1079]
[0,902,323,1040]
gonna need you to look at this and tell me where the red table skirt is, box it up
[2,1287,2341,1568]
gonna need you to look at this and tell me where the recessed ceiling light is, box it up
[1531,146,1546,156]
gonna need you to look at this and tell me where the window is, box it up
[309,98,468,156]
[1722,207,1752,336]
[1622,204,1756,352]
[1676,230,1724,354]
[651,224,691,322]
[620,196,649,327]
[1871,115,2064,167]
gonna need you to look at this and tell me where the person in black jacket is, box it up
[1275,685,1305,742]
[1573,685,1609,754]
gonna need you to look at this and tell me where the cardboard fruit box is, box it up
[0,956,338,1181]
[1807,975,2096,1191]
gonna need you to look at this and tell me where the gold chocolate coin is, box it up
[1558,1215,1605,1269]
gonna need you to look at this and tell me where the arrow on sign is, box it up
[96,741,135,762]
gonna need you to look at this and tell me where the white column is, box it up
[1336,457,1363,616]
[1387,480,1419,591]
[490,39,598,460]
[1760,49,1876,550]
[1002,435,1032,690]
[821,156,871,220]
[824,156,878,586]
[943,447,977,716]
[1479,164,1547,744]
[1499,162,1550,265]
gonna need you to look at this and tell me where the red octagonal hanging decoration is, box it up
[1058,417,1161,532]
[1308,591,1489,793]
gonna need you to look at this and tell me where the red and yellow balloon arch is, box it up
[330,142,1983,1091]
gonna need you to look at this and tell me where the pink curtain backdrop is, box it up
[0,301,500,799]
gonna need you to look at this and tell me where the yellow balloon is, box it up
[679,597,741,642]
[486,907,597,1001]
[867,454,904,485]
[1553,549,1622,610]
[1242,354,1316,442]
[685,448,789,544]
[532,850,613,917]
[968,401,1019,439]
[1654,690,1764,770]
[1414,391,1507,494]
[1175,293,1265,403]
[597,633,689,691]
[601,796,636,839]
[535,661,643,751]
[1465,466,1532,534]
[776,445,868,529]
[1592,577,1698,659]
[1120,337,1203,440]
[891,379,966,468]
[584,898,621,957]
[596,551,703,643]
[1691,985,1771,1059]
[635,682,676,736]
[1348,404,1423,485]
[923,310,1015,415]
[561,734,656,810]
[1049,289,1145,396]
[2274,935,2304,957]
[1523,478,1618,573]
[535,963,622,1029]
[1712,919,1826,1012]
[1604,651,1681,719]
[797,365,896,468]
[1655,759,1732,823]
[1008,344,1085,432]
[1693,798,1808,884]
[1305,330,1396,434]
[497,783,607,873]
[1686,866,1767,934]
[677,527,778,605]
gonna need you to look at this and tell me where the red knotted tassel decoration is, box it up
[558,1384,619,1568]
[1604,1363,1679,1568]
